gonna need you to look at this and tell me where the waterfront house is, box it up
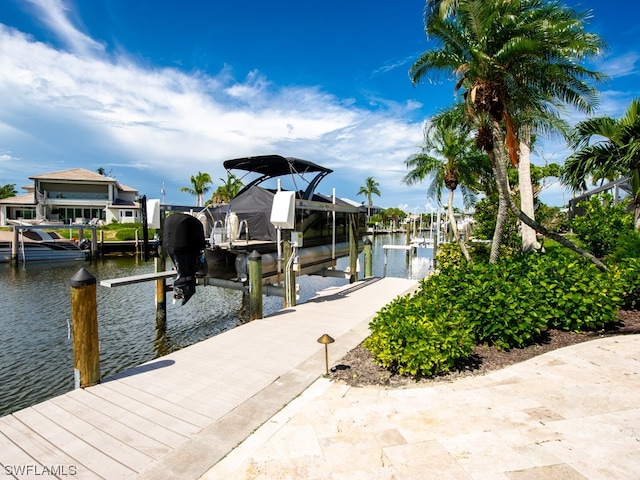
[0,168,141,226]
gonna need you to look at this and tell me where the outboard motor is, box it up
[163,213,207,305]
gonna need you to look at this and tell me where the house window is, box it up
[15,209,36,219]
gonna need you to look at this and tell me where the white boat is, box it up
[0,228,90,263]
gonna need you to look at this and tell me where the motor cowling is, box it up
[163,213,207,305]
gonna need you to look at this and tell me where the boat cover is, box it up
[206,186,278,242]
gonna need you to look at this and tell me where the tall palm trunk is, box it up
[632,169,640,231]
[447,188,471,261]
[487,123,510,264]
[518,125,541,251]
[490,119,608,272]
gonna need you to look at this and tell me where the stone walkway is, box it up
[201,335,640,480]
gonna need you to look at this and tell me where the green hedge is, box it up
[364,249,635,377]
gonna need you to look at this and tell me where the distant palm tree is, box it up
[562,99,640,230]
[0,183,17,199]
[357,177,381,218]
[207,173,243,205]
[404,105,490,262]
[180,171,212,207]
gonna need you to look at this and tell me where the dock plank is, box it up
[31,401,154,472]
[0,426,41,470]
[49,395,172,460]
[87,383,205,436]
[12,407,135,479]
[64,389,187,449]
[0,416,101,480]
[97,380,211,430]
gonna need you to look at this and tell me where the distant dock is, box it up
[0,277,418,480]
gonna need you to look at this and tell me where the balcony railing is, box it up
[47,192,109,200]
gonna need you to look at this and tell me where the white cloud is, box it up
[24,0,105,56]
[0,22,426,208]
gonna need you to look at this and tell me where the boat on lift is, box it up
[164,155,366,300]
[201,154,366,281]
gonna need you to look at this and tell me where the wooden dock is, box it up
[0,277,418,480]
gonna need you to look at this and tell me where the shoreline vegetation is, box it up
[330,309,640,388]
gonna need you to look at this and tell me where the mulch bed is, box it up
[329,309,640,388]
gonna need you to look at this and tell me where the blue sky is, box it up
[1,0,639,214]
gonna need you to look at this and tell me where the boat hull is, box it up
[205,241,361,283]
[0,242,89,263]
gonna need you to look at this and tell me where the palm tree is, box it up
[357,177,381,218]
[180,171,212,207]
[207,173,244,206]
[411,0,608,270]
[404,105,490,261]
[562,98,640,230]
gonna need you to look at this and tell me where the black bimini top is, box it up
[223,154,333,199]
[223,154,332,177]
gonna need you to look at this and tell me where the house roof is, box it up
[30,168,115,182]
[29,168,137,193]
[0,193,35,205]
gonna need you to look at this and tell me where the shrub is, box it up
[608,230,640,262]
[525,251,622,332]
[364,293,474,377]
[611,258,640,311]
[569,194,633,258]
[427,257,547,349]
[433,243,467,271]
[365,247,633,378]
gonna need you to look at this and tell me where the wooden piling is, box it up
[248,250,263,321]
[69,268,100,388]
[364,238,372,278]
[348,213,358,283]
[91,228,97,259]
[11,227,18,266]
[405,223,411,263]
[155,255,167,333]
[155,213,166,332]
[283,239,296,308]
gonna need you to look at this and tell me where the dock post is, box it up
[135,229,140,256]
[283,239,296,308]
[11,227,18,266]
[405,224,411,264]
[364,238,372,277]
[155,255,167,333]
[91,228,97,259]
[155,213,167,333]
[248,250,263,320]
[69,268,100,388]
[433,227,439,268]
[348,213,358,283]
[99,229,104,256]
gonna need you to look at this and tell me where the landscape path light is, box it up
[317,333,335,375]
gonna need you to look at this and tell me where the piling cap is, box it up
[70,267,96,287]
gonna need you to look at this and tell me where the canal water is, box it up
[0,234,432,417]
